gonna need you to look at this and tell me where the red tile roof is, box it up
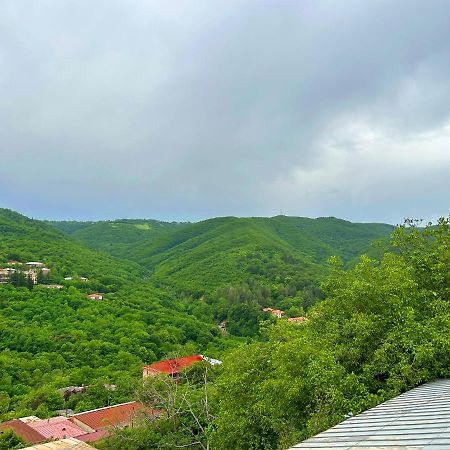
[75,429,109,442]
[144,355,203,375]
[0,419,45,444]
[73,402,144,430]
[27,417,86,440]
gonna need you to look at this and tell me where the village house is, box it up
[87,293,103,300]
[26,262,45,267]
[23,269,38,284]
[262,307,285,318]
[143,355,222,379]
[287,316,308,323]
[0,401,148,446]
[7,260,22,265]
[64,276,73,281]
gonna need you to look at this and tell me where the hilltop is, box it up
[52,214,394,295]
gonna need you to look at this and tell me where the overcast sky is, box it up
[1,0,449,224]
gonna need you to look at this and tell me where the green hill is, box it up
[49,219,189,258]
[51,215,394,296]
[0,209,145,290]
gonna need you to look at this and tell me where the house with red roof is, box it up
[71,401,145,431]
[0,419,45,445]
[143,355,203,378]
[27,416,87,440]
[0,401,147,445]
[143,355,222,379]
[87,293,103,300]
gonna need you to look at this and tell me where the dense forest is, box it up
[2,208,448,449]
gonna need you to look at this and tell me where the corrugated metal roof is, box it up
[290,379,450,449]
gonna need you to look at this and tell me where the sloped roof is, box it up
[0,419,45,444]
[27,417,86,440]
[144,355,204,375]
[289,379,450,449]
[74,429,109,442]
[21,437,95,449]
[73,401,144,430]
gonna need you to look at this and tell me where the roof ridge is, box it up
[74,401,138,416]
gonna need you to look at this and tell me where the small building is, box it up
[64,277,73,281]
[0,419,44,445]
[42,284,64,289]
[41,267,51,275]
[287,317,308,323]
[26,262,45,267]
[80,277,88,281]
[27,416,87,440]
[0,402,147,445]
[263,307,285,319]
[23,270,38,284]
[143,355,222,379]
[7,260,22,265]
[87,293,103,300]
[71,402,146,431]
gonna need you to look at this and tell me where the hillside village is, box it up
[0,354,221,448]
[0,260,107,302]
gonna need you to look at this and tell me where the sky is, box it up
[1,0,449,224]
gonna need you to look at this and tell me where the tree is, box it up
[0,429,25,450]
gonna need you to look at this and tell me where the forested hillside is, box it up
[48,219,188,258]
[0,209,144,291]
[98,218,450,450]
[52,215,394,296]
[1,208,407,450]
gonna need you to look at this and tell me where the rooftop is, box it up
[27,416,86,440]
[0,419,45,444]
[289,379,450,449]
[144,355,204,375]
[21,437,95,449]
[73,401,144,430]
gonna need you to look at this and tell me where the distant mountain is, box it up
[50,214,395,294]
[0,209,144,289]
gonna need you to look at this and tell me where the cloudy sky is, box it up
[1,0,449,224]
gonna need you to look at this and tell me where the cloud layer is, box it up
[1,0,449,223]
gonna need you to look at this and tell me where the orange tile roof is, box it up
[144,355,203,375]
[73,402,144,430]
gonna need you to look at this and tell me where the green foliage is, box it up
[0,209,145,291]
[51,218,188,258]
[0,282,236,420]
[211,218,450,449]
[49,215,393,297]
[0,429,25,450]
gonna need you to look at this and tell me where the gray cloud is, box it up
[1,0,449,222]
